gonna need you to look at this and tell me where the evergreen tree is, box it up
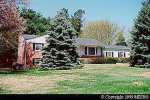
[40,9,83,70]
[59,8,85,37]
[115,32,127,46]
[71,9,85,37]
[130,1,150,68]
[20,8,51,35]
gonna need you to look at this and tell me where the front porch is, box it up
[78,45,103,58]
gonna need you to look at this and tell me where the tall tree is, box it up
[125,27,134,51]
[20,8,50,35]
[61,8,70,19]
[40,9,83,70]
[82,19,124,45]
[0,0,30,67]
[71,9,85,37]
[56,8,85,37]
[130,1,150,68]
[115,32,127,46]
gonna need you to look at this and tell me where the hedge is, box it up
[88,57,130,64]
[88,57,117,64]
[114,57,130,63]
[80,59,89,64]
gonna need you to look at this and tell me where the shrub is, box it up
[80,59,89,64]
[26,67,38,70]
[115,57,130,63]
[88,57,131,64]
[0,68,11,74]
[80,59,84,63]
[88,58,94,64]
[83,61,89,64]
[12,62,23,71]
[106,57,117,64]
[88,57,117,64]
[88,57,107,64]
[97,58,105,64]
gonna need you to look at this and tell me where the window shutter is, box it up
[85,46,87,55]
[96,47,97,55]
[42,43,44,49]
[124,53,126,57]
[33,43,35,51]
[118,52,119,57]
[112,52,113,57]
[106,52,107,57]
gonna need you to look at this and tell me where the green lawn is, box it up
[1,63,150,94]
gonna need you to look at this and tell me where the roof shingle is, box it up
[22,34,129,49]
[23,34,41,40]
[75,38,105,47]
[105,45,128,49]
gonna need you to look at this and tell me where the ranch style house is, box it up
[18,34,130,67]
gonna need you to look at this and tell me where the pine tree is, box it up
[39,9,83,70]
[130,1,150,68]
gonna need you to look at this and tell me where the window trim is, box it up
[33,43,43,51]
[118,52,125,57]
[106,52,113,57]
[88,47,96,55]
[33,58,41,65]
[87,47,97,55]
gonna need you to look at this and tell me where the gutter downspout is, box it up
[24,41,27,69]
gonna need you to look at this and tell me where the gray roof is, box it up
[22,34,128,49]
[75,38,105,47]
[23,34,41,40]
[105,45,129,49]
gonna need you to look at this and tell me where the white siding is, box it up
[114,52,118,57]
[104,48,130,57]
[78,45,85,55]
[126,52,130,57]
[97,46,101,55]
[26,35,48,43]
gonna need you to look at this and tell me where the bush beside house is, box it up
[87,57,130,64]
[114,57,130,63]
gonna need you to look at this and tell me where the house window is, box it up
[33,58,41,65]
[106,52,113,57]
[88,47,97,55]
[33,43,43,51]
[118,52,125,57]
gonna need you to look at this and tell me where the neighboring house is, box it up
[18,34,130,67]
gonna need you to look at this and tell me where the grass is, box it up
[1,63,150,94]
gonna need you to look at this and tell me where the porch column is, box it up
[95,47,96,55]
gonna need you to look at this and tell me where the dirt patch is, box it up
[132,82,148,87]
[116,63,129,66]
[0,74,84,93]
[134,72,150,78]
